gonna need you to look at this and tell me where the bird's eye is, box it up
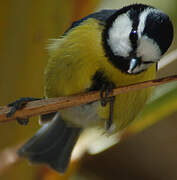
[130,30,138,44]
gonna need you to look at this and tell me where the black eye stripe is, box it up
[130,30,138,49]
[128,9,140,51]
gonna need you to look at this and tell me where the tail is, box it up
[18,112,81,173]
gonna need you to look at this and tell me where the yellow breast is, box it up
[44,18,156,131]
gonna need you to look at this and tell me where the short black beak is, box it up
[127,57,140,73]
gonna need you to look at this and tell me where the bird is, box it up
[14,4,173,173]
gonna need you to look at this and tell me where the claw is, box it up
[7,97,41,125]
[8,97,41,107]
[17,118,29,126]
[100,82,115,106]
[6,106,17,118]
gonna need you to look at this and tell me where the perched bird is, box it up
[17,4,173,173]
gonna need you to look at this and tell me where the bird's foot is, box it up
[7,97,41,125]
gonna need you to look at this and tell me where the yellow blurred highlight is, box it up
[127,87,177,134]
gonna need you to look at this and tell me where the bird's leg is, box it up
[7,97,42,125]
[100,82,115,130]
[106,96,115,130]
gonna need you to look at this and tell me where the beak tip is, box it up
[128,58,138,73]
[127,69,132,74]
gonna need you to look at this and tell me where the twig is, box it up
[0,74,177,123]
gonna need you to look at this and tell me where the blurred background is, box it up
[0,0,176,179]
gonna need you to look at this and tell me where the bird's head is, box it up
[103,4,173,74]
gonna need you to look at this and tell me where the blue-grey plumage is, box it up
[18,113,81,173]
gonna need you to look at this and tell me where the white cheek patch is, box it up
[107,13,132,57]
[137,35,161,62]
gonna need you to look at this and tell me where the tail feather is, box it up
[18,112,81,173]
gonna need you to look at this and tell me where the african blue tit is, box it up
[18,4,173,173]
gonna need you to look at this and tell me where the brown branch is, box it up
[0,75,176,176]
[0,74,177,123]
